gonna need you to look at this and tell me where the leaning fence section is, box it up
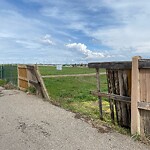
[88,56,150,138]
[18,65,50,100]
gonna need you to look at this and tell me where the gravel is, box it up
[0,88,149,150]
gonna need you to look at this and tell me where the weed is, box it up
[131,133,141,141]
[27,86,36,94]
[0,79,7,86]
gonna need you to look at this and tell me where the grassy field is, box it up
[39,66,130,134]
[39,66,112,122]
[38,65,105,76]
[43,75,111,121]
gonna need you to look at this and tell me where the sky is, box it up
[0,0,150,64]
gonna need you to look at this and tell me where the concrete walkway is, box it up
[0,88,149,150]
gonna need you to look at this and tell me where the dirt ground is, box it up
[0,87,149,150]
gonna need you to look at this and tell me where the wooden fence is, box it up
[18,65,49,100]
[132,57,150,137]
[88,56,150,137]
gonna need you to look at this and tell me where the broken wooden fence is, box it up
[18,65,49,100]
[88,56,150,137]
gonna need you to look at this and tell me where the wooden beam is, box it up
[26,65,35,70]
[139,59,150,69]
[131,56,141,135]
[88,59,150,69]
[88,61,132,69]
[35,65,50,101]
[138,102,150,111]
[18,65,27,69]
[18,77,28,81]
[29,80,39,85]
[91,91,131,103]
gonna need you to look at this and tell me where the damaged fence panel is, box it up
[18,65,50,100]
[88,56,150,138]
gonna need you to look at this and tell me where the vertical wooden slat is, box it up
[119,70,125,126]
[127,70,132,127]
[17,65,20,90]
[118,70,124,126]
[18,65,28,90]
[127,70,131,96]
[140,69,150,136]
[140,69,147,102]
[107,69,115,124]
[96,68,103,120]
[113,70,120,124]
[146,69,150,102]
[118,70,131,127]
[139,69,147,136]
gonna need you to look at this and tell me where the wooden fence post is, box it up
[131,56,141,135]
[96,68,103,120]
[35,65,50,101]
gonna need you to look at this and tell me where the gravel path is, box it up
[0,88,149,150]
[42,72,106,78]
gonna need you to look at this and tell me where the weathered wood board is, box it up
[18,65,50,101]
[107,69,131,128]
[139,69,150,136]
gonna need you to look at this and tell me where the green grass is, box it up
[40,66,130,135]
[44,75,107,100]
[0,79,7,86]
[43,75,110,121]
[39,65,105,76]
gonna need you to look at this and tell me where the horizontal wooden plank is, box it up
[18,77,28,81]
[88,61,132,69]
[91,91,131,103]
[29,80,39,85]
[26,65,35,70]
[139,59,150,69]
[88,59,150,69]
[138,102,150,110]
[18,65,27,69]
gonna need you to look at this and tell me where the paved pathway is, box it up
[0,88,149,150]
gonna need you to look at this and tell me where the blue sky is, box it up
[0,0,150,64]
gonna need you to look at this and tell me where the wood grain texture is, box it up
[96,68,103,120]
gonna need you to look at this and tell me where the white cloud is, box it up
[1,0,150,63]
[41,34,55,45]
[66,43,107,60]
[89,0,150,55]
